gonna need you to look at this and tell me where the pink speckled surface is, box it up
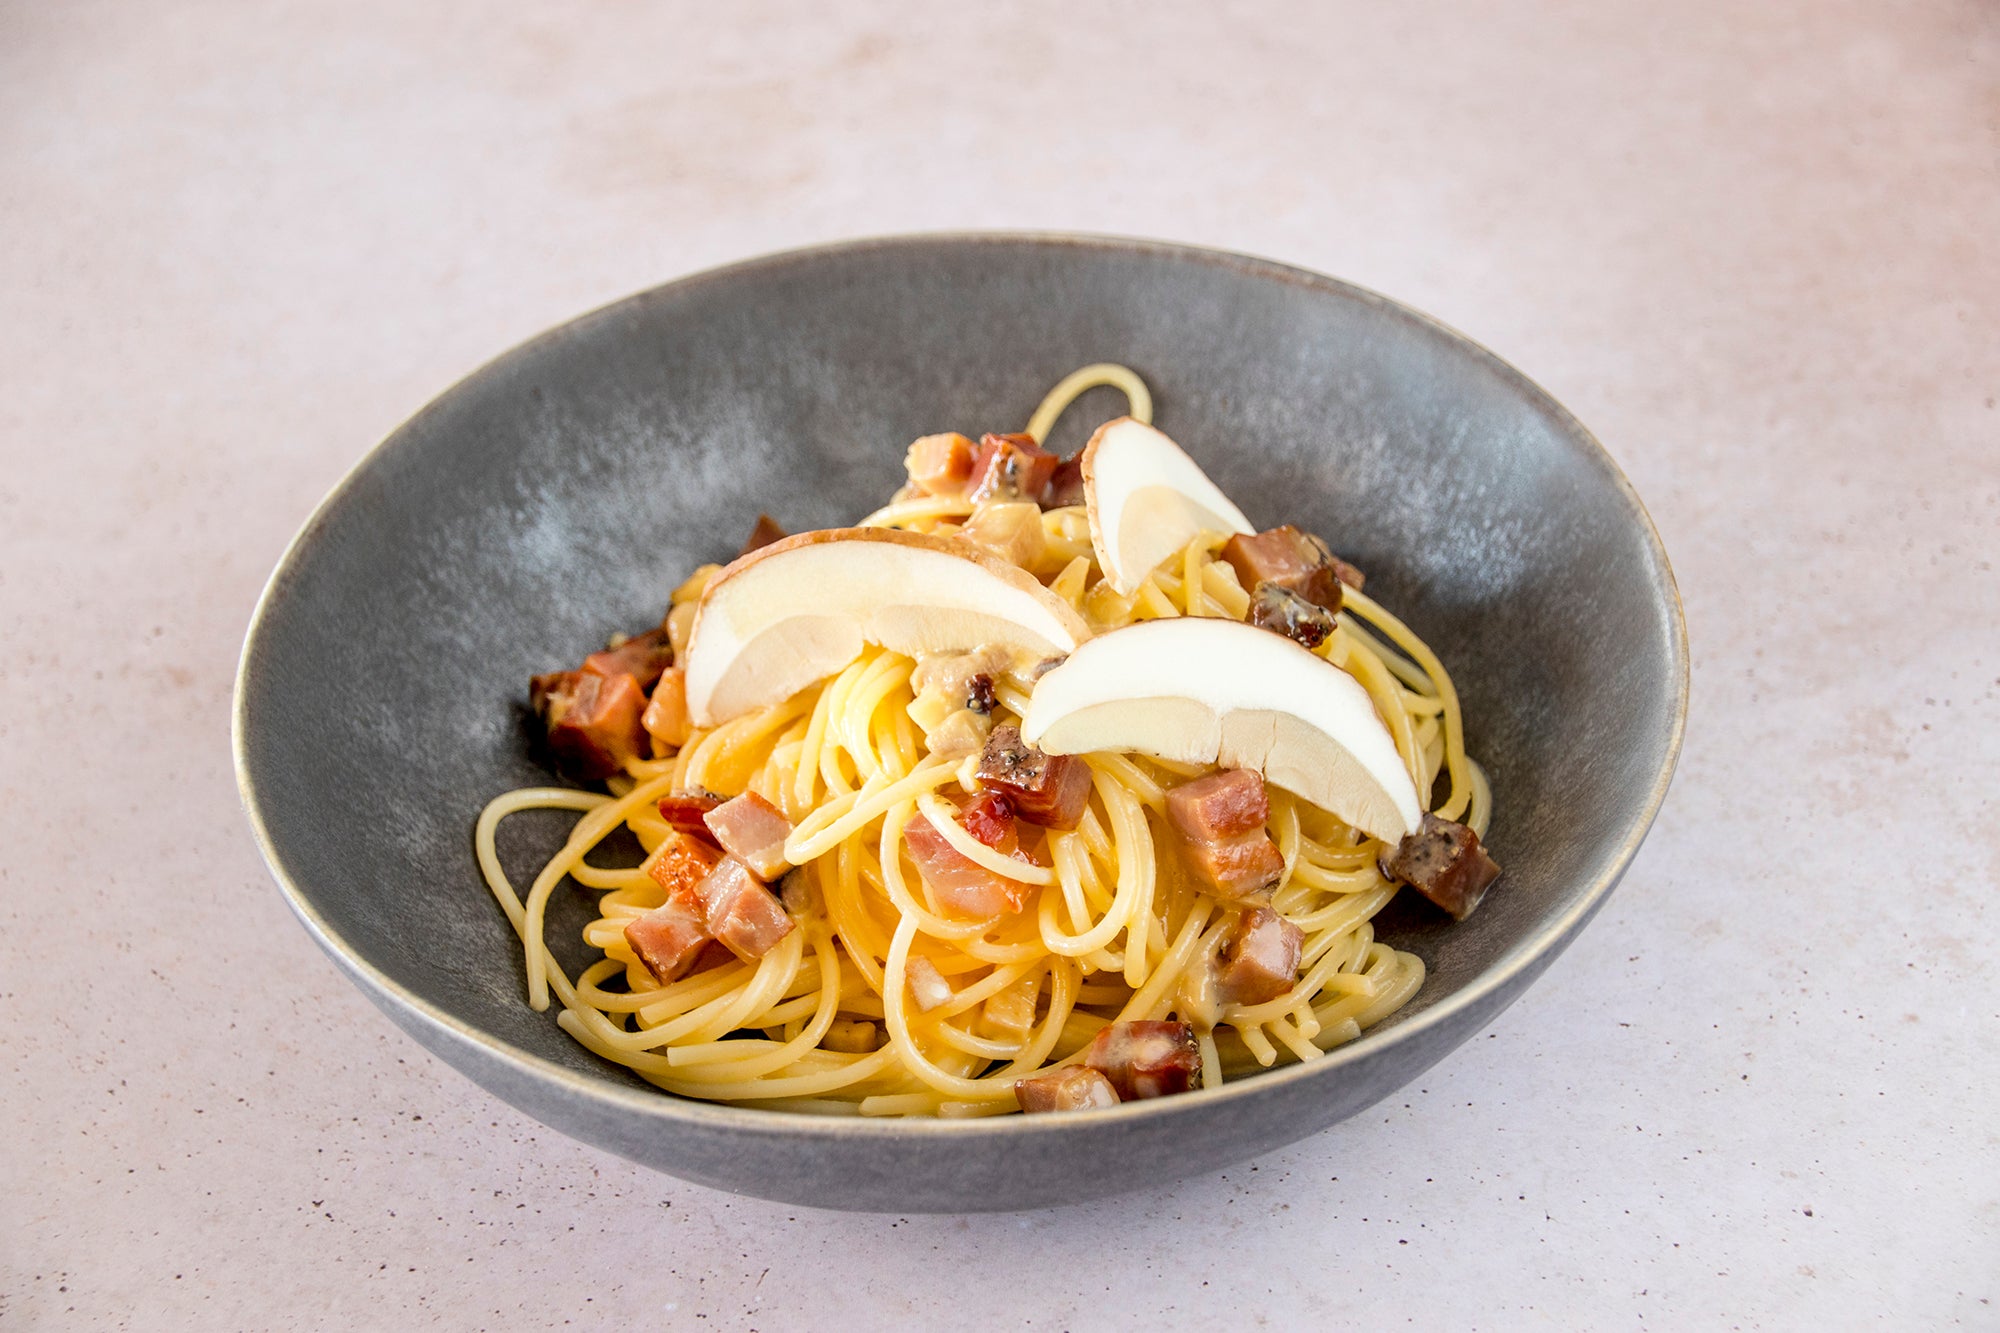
[2,3,1994,1328]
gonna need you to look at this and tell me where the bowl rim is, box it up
[232,230,1690,1143]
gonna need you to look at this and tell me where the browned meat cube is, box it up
[1183,833,1285,899]
[1084,1021,1201,1100]
[698,855,797,960]
[623,902,711,984]
[1015,1066,1120,1113]
[739,513,787,557]
[647,829,723,913]
[654,789,720,837]
[1220,525,1363,612]
[582,626,675,692]
[1040,454,1086,508]
[968,432,1059,504]
[1213,907,1305,1006]
[1383,814,1502,920]
[530,669,650,781]
[976,724,1093,829]
[1165,769,1270,841]
[903,811,1033,918]
[642,666,694,750]
[703,791,794,881]
[1247,581,1338,650]
[905,432,978,497]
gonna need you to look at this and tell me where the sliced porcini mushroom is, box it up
[1020,618,1422,843]
[683,527,1090,726]
[1080,417,1254,595]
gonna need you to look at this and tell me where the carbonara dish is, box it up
[478,365,1502,1117]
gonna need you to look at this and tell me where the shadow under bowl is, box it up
[235,234,1687,1212]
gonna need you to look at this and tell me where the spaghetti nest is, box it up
[477,367,1491,1118]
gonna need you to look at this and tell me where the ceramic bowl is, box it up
[235,235,1686,1212]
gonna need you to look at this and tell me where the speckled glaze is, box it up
[233,235,1686,1213]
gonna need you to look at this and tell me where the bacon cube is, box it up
[642,666,694,750]
[1383,814,1502,920]
[1247,582,1338,650]
[623,902,710,985]
[646,830,723,912]
[1213,907,1305,1006]
[655,788,721,837]
[530,669,650,780]
[1084,1021,1201,1100]
[1219,525,1363,612]
[739,513,787,557]
[1040,454,1086,509]
[1015,1066,1120,1113]
[1165,769,1269,841]
[968,432,1059,504]
[698,855,797,961]
[582,626,676,692]
[1181,834,1285,899]
[905,432,978,497]
[903,811,1032,918]
[703,791,794,881]
[976,724,1092,830]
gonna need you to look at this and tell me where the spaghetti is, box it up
[478,366,1492,1117]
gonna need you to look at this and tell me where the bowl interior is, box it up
[238,237,1681,1137]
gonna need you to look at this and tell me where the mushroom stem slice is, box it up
[1020,618,1422,843]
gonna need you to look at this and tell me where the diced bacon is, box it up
[968,432,1059,504]
[1219,525,1363,612]
[654,789,720,836]
[1213,907,1305,1006]
[1247,581,1337,650]
[1182,833,1285,899]
[529,669,650,780]
[623,902,711,985]
[905,955,954,1012]
[904,432,978,497]
[739,513,787,556]
[582,626,675,692]
[1084,1020,1201,1100]
[976,724,1092,830]
[903,811,1032,918]
[1383,814,1502,921]
[703,791,794,881]
[958,500,1047,569]
[1040,454,1086,509]
[1015,1066,1120,1114]
[697,855,796,961]
[1165,769,1270,841]
[647,830,723,912]
[956,790,1019,853]
[642,666,694,750]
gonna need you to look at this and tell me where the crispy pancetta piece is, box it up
[739,513,787,557]
[582,626,675,692]
[1015,1066,1120,1114]
[1247,581,1337,650]
[1213,907,1305,1006]
[1219,525,1363,612]
[647,829,724,911]
[956,790,1018,852]
[655,788,721,838]
[703,791,794,881]
[976,724,1092,830]
[1084,1021,1201,1100]
[904,432,978,497]
[530,669,650,780]
[902,810,1033,918]
[1040,454,1086,509]
[968,432,1059,504]
[1164,769,1284,898]
[1383,814,1502,920]
[623,902,711,985]
[642,666,694,750]
[697,855,796,961]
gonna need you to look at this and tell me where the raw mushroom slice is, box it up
[683,527,1090,727]
[1080,417,1254,595]
[1021,617,1422,843]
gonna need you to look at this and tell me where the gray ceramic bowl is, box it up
[235,235,1686,1212]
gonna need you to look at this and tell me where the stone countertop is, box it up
[2,3,1993,1328]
